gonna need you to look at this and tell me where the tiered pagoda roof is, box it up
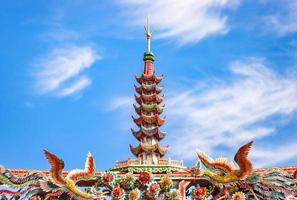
[129,143,168,157]
[134,93,164,104]
[133,103,164,115]
[131,127,165,140]
[135,74,163,84]
[129,21,168,164]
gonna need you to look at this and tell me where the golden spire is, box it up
[144,16,151,52]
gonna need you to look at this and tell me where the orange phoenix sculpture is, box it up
[43,150,106,200]
[197,141,253,183]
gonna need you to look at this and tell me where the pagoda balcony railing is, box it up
[159,159,184,166]
[115,158,184,168]
[115,158,141,168]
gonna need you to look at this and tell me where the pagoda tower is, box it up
[130,19,168,165]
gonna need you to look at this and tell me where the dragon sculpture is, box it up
[0,166,45,189]
[197,141,253,184]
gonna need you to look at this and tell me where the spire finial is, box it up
[144,16,151,52]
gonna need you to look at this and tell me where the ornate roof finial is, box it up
[144,16,151,52]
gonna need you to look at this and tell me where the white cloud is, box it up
[24,101,34,108]
[251,142,297,167]
[40,28,81,42]
[59,76,91,97]
[118,0,240,44]
[106,96,133,112]
[34,45,99,97]
[265,1,297,36]
[165,58,297,167]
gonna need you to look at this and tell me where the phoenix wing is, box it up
[234,141,253,179]
[197,151,235,175]
[44,150,66,185]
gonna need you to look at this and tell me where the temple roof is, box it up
[135,84,163,94]
[135,74,163,84]
[135,94,164,104]
[133,104,164,115]
[130,143,168,157]
[132,114,166,126]
[131,127,166,141]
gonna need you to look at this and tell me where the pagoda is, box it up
[130,19,168,165]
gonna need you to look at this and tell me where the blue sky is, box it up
[1,0,297,171]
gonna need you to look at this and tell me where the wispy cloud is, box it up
[265,1,297,36]
[40,28,81,42]
[118,0,240,44]
[59,76,91,97]
[106,96,133,112]
[109,58,297,167]
[34,45,100,97]
[251,142,297,167]
[24,101,34,108]
[165,58,297,167]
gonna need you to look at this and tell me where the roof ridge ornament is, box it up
[144,16,151,53]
